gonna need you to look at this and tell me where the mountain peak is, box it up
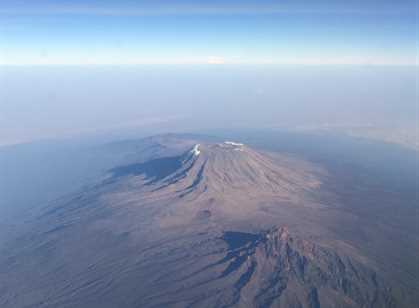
[124,142,322,201]
[105,140,324,225]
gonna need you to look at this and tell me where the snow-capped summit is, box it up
[191,144,201,156]
[224,141,244,147]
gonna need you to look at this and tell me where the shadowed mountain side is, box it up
[110,154,186,183]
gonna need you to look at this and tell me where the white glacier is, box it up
[224,141,244,147]
[191,144,201,156]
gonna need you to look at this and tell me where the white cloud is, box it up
[226,55,417,66]
[207,56,225,65]
[0,49,415,66]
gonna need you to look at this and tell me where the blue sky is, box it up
[0,0,417,65]
[0,1,417,145]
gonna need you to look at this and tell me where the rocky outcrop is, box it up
[164,227,397,308]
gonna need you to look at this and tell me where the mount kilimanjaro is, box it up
[0,135,415,308]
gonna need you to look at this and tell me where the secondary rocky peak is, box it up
[202,227,396,308]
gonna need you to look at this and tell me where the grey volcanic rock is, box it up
[218,228,394,308]
[137,227,396,308]
[0,137,415,308]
